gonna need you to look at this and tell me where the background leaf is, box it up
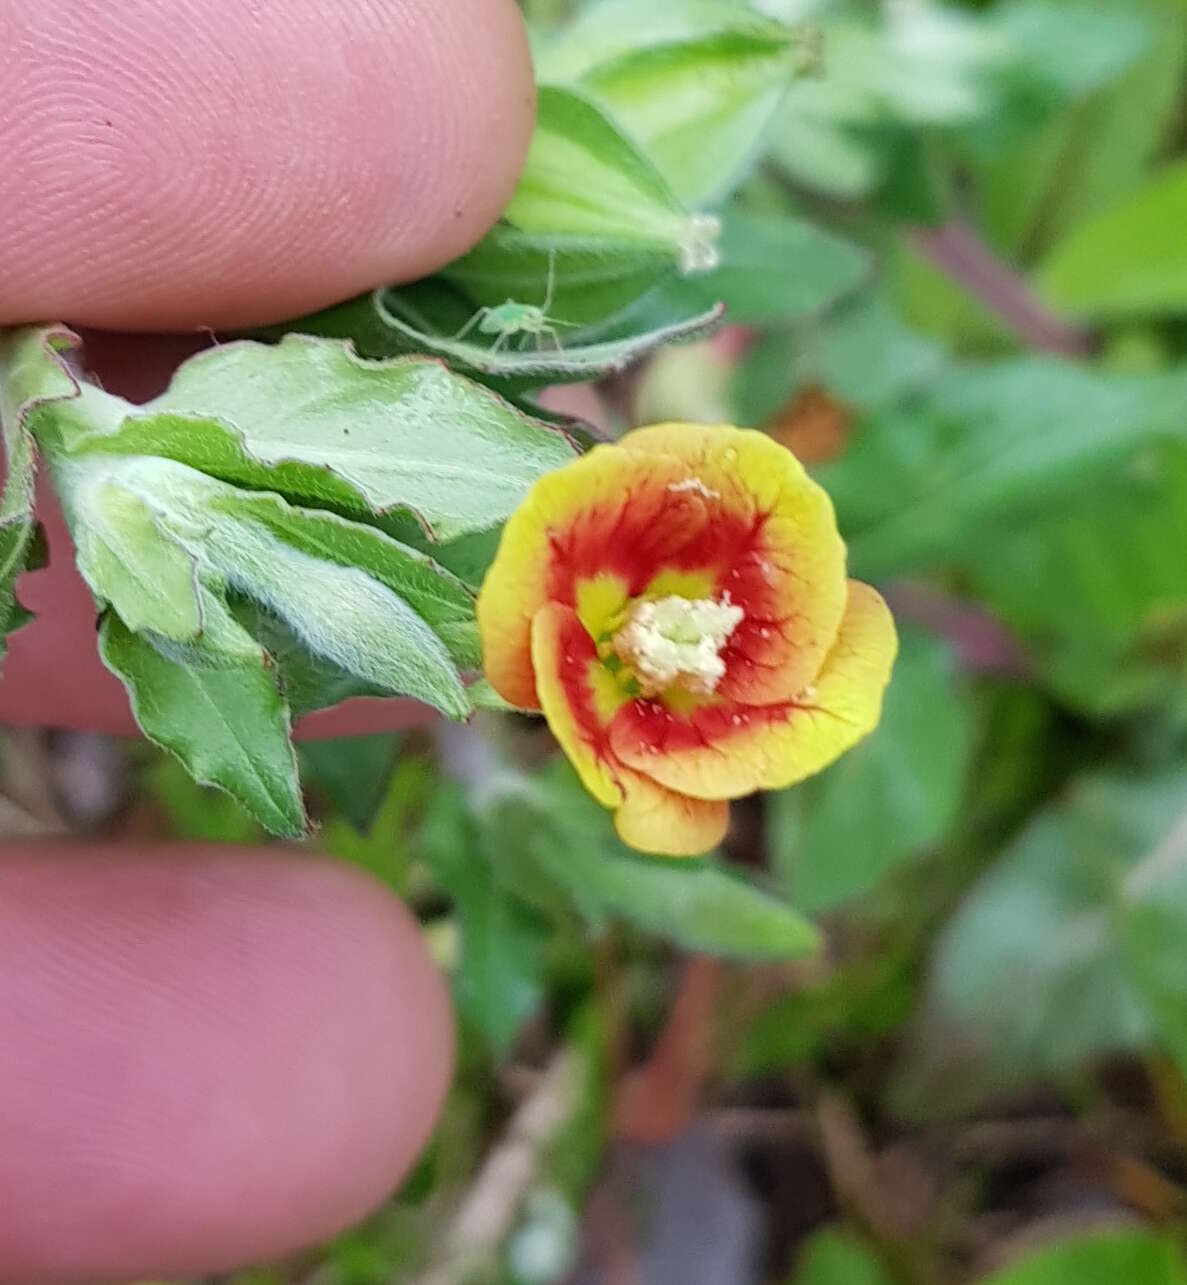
[421,783,549,1056]
[1039,160,1187,320]
[670,209,869,326]
[516,766,821,959]
[910,772,1187,1088]
[977,1229,1187,1285]
[769,630,975,913]
[822,358,1187,578]
[788,1227,895,1285]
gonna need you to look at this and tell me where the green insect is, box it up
[453,254,576,354]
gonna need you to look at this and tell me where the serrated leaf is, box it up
[540,0,805,205]
[196,503,471,720]
[65,455,473,720]
[99,600,306,837]
[62,470,203,640]
[47,335,576,542]
[230,601,384,717]
[1039,159,1187,320]
[205,488,480,670]
[370,285,725,386]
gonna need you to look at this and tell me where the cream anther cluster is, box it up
[612,593,743,696]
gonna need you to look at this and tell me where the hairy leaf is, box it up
[99,601,306,837]
[540,0,806,204]
[49,336,576,542]
[0,327,78,658]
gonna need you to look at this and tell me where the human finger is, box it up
[0,844,453,1283]
[0,0,535,329]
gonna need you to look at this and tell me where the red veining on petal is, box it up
[551,613,615,741]
[544,482,764,612]
[610,694,787,761]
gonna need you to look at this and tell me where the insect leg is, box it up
[451,307,491,342]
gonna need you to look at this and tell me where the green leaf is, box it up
[231,601,383,718]
[960,440,1187,718]
[993,1,1151,102]
[673,209,869,326]
[736,944,916,1078]
[916,771,1187,1087]
[538,0,792,81]
[99,600,306,837]
[143,754,265,845]
[48,335,576,542]
[350,280,724,388]
[1039,159,1187,320]
[539,0,806,205]
[57,455,472,720]
[0,327,77,658]
[64,475,203,640]
[421,784,547,1055]
[978,1229,1187,1285]
[975,4,1186,258]
[517,766,820,959]
[770,631,975,913]
[765,80,885,202]
[443,223,687,332]
[299,734,404,832]
[206,487,480,671]
[198,506,470,720]
[730,291,946,427]
[319,754,433,894]
[501,85,715,271]
[824,358,1187,578]
[789,1227,894,1285]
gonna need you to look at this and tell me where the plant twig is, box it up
[909,220,1090,357]
[420,1049,580,1285]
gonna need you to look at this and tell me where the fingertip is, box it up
[0,845,454,1282]
[0,0,536,329]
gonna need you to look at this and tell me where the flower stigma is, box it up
[611,593,744,696]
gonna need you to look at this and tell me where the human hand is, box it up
[0,1,535,1278]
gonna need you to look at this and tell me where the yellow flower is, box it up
[477,423,897,857]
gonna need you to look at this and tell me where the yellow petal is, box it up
[620,422,848,702]
[610,581,897,799]
[479,444,697,708]
[614,769,729,857]
[530,601,626,809]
